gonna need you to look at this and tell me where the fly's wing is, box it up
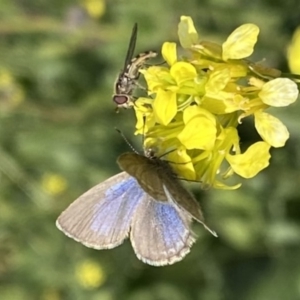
[56,172,143,249]
[122,23,138,72]
[130,191,195,266]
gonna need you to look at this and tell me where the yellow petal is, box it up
[226,142,271,178]
[192,41,223,60]
[178,110,217,150]
[178,16,199,48]
[162,42,177,66]
[183,105,216,124]
[201,96,228,114]
[254,111,289,148]
[134,98,155,134]
[206,68,231,93]
[202,91,248,114]
[222,24,259,60]
[259,78,299,107]
[170,62,197,85]
[153,89,177,126]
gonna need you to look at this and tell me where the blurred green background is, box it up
[1,1,300,299]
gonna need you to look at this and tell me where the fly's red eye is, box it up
[113,95,129,105]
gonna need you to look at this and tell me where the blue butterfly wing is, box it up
[57,172,198,266]
[130,188,195,266]
[56,172,143,249]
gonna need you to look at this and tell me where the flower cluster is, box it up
[134,16,299,189]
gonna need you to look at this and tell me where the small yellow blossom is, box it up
[41,173,68,196]
[76,260,106,289]
[133,16,299,189]
[82,0,106,19]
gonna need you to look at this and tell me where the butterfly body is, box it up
[56,152,216,266]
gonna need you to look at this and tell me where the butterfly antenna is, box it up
[115,128,139,154]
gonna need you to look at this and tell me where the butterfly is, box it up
[56,151,217,266]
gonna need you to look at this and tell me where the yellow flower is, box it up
[76,260,106,289]
[82,0,106,19]
[41,173,68,196]
[133,16,299,189]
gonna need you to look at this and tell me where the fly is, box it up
[113,23,157,109]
